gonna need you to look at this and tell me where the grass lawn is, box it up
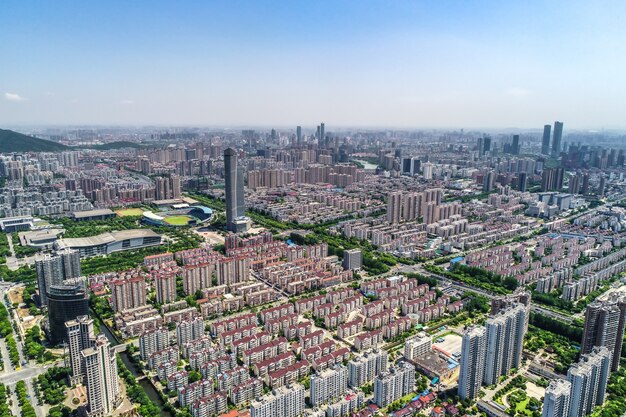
[115,208,144,217]
[516,397,530,412]
[163,215,192,226]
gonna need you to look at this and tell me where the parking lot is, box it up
[432,332,463,358]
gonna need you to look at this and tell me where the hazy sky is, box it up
[1,1,625,128]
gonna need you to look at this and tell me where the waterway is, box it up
[99,318,174,417]
[353,159,379,170]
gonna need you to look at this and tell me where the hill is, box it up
[0,129,69,152]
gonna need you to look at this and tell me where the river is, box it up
[353,159,379,170]
[99,319,174,417]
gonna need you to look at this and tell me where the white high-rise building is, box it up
[347,349,388,388]
[373,362,415,408]
[458,326,487,400]
[310,365,348,407]
[176,316,205,346]
[250,384,305,417]
[483,304,527,385]
[567,346,611,417]
[82,334,121,417]
[65,315,95,385]
[542,379,571,417]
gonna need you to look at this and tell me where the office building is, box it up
[581,294,626,371]
[458,326,486,400]
[47,284,88,345]
[542,124,552,155]
[373,362,415,407]
[552,121,564,157]
[65,315,95,385]
[542,379,571,417]
[567,346,611,417]
[296,126,302,144]
[310,365,348,407]
[342,249,362,270]
[82,334,121,417]
[483,305,527,385]
[224,148,250,233]
[36,249,81,305]
[518,172,528,192]
[404,332,431,361]
[250,384,305,417]
[347,349,388,388]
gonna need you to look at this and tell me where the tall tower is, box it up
[296,126,302,144]
[542,124,552,155]
[567,346,611,417]
[35,253,64,305]
[224,148,249,233]
[581,294,626,371]
[82,334,121,417]
[458,326,486,400]
[483,305,527,385]
[552,121,564,157]
[65,315,95,385]
[320,123,325,142]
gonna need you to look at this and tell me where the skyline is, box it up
[2,1,626,128]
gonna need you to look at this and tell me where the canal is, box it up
[98,317,174,417]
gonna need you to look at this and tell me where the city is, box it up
[1,2,626,417]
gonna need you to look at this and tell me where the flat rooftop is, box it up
[72,208,115,218]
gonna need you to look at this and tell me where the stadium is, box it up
[141,205,214,227]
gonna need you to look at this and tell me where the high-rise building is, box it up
[139,327,170,361]
[483,171,495,192]
[552,121,564,157]
[567,346,611,417]
[342,249,362,270]
[224,148,249,233]
[483,304,527,385]
[155,274,177,304]
[518,172,528,192]
[542,379,571,417]
[47,284,88,345]
[458,326,486,400]
[36,254,64,305]
[347,349,388,388]
[65,315,95,385]
[512,134,520,155]
[176,317,205,346]
[373,362,415,407]
[110,277,146,312]
[320,123,325,142]
[387,192,402,224]
[82,334,121,417]
[581,294,626,371]
[542,124,552,155]
[296,126,302,144]
[310,365,348,407]
[250,384,305,417]
[59,248,82,280]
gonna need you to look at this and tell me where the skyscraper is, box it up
[458,326,486,400]
[65,315,95,385]
[82,334,121,417]
[224,148,249,233]
[552,121,564,157]
[512,134,520,155]
[483,305,527,385]
[581,294,626,371]
[320,122,325,142]
[387,192,402,224]
[567,346,611,417]
[47,284,88,345]
[542,379,571,417]
[296,125,302,144]
[542,124,552,155]
[36,253,64,305]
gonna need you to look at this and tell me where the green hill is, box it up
[0,129,69,152]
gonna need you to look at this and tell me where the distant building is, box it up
[542,124,552,155]
[552,121,564,157]
[342,249,362,270]
[71,209,116,222]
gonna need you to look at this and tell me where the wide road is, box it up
[0,360,63,385]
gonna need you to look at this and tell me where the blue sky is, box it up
[1,1,625,128]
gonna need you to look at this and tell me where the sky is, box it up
[1,1,626,129]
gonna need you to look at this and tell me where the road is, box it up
[0,360,63,385]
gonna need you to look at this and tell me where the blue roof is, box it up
[191,205,213,215]
[450,256,464,263]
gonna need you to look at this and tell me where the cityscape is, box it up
[1,3,626,417]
